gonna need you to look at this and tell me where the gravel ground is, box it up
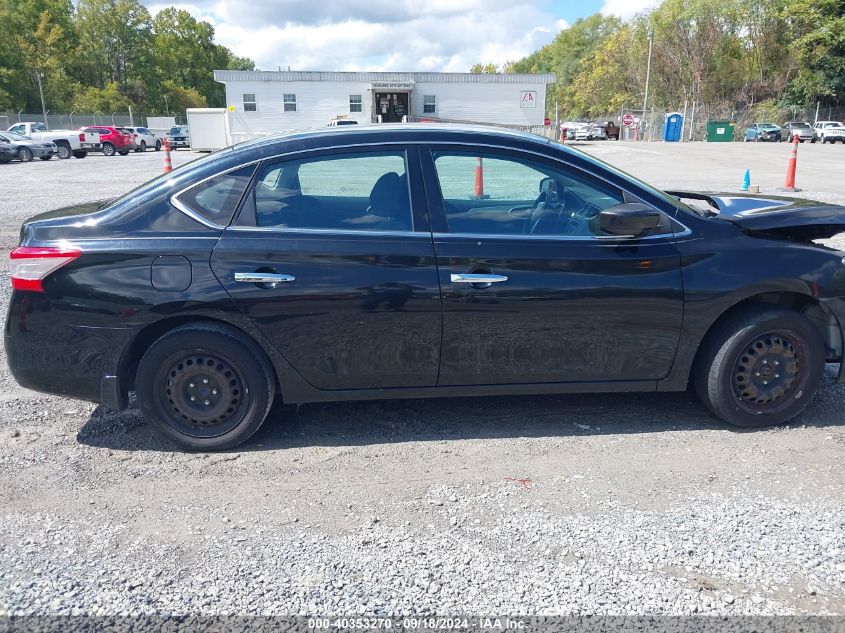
[0,142,843,621]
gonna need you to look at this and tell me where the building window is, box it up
[283,93,297,112]
[423,95,436,114]
[243,93,256,112]
[349,94,362,113]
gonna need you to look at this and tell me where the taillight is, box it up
[9,246,81,292]
[79,133,85,141]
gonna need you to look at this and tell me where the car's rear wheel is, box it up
[39,155,51,161]
[17,147,33,162]
[694,308,824,428]
[102,142,115,156]
[140,141,147,152]
[135,322,276,450]
[118,150,129,156]
[73,151,87,158]
[56,142,71,159]
[155,140,161,151]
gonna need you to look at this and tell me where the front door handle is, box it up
[234,272,296,284]
[450,273,508,284]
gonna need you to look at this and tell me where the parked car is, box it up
[79,126,133,156]
[781,121,816,142]
[0,139,13,163]
[595,120,620,140]
[574,124,606,141]
[167,126,190,149]
[8,125,845,450]
[6,122,88,159]
[119,126,161,152]
[327,118,358,127]
[560,121,586,140]
[0,131,57,161]
[813,121,845,144]
[744,122,782,142]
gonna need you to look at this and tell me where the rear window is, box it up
[176,165,256,226]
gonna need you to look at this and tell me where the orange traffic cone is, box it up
[163,137,173,173]
[778,133,800,192]
[474,156,485,198]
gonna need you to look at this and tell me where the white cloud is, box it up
[600,0,661,19]
[143,1,565,72]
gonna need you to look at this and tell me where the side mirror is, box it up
[538,177,556,195]
[599,202,662,237]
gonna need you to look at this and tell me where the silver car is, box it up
[0,131,57,162]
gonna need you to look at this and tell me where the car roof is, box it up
[231,123,552,155]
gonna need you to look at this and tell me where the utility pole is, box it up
[641,28,654,141]
[35,70,48,127]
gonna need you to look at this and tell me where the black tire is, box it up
[811,138,816,144]
[39,155,52,161]
[693,308,824,428]
[73,151,87,158]
[56,142,72,159]
[135,322,276,450]
[118,150,129,156]
[17,147,33,162]
[140,141,147,152]
[102,142,115,156]
[155,140,161,151]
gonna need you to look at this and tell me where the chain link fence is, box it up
[0,111,188,131]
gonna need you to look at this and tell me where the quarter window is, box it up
[349,94,362,113]
[176,165,256,226]
[243,93,256,112]
[245,152,412,232]
[423,95,436,114]
[432,151,628,237]
[283,93,297,112]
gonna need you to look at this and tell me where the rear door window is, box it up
[243,151,413,232]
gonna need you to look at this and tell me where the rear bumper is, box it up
[5,291,132,409]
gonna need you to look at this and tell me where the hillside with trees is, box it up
[0,0,254,116]
[479,0,845,121]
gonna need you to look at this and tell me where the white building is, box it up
[213,70,556,142]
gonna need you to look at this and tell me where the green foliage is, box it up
[1,0,254,115]
[470,63,499,74]
[506,0,845,118]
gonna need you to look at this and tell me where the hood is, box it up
[667,191,845,241]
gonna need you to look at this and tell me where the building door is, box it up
[375,93,409,123]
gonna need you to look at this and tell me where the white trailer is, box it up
[185,108,231,151]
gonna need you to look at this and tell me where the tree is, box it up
[783,0,845,105]
[72,81,132,112]
[470,63,499,73]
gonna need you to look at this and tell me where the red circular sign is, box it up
[622,114,635,126]
[544,117,551,126]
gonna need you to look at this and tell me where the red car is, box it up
[78,126,134,156]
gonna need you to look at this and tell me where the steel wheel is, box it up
[159,351,247,438]
[731,330,807,414]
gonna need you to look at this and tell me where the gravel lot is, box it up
[1,141,844,620]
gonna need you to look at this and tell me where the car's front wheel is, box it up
[136,322,276,450]
[694,308,824,428]
[102,142,115,156]
[17,147,33,162]
[155,140,161,151]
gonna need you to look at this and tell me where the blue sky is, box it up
[144,0,659,72]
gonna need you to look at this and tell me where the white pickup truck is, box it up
[813,121,845,144]
[5,121,88,159]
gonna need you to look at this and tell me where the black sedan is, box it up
[7,125,845,450]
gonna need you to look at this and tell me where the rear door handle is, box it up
[234,272,296,284]
[450,273,508,284]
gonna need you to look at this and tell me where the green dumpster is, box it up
[705,120,736,142]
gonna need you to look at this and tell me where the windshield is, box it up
[3,132,30,141]
[169,127,187,135]
[825,122,845,128]
[758,123,778,129]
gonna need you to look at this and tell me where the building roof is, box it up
[213,70,556,85]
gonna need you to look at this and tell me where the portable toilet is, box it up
[663,112,683,142]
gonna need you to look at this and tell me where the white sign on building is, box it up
[520,91,537,108]
[213,70,556,143]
